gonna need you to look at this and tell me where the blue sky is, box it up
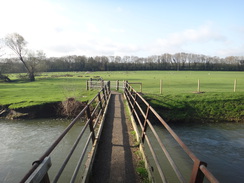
[0,0,243,57]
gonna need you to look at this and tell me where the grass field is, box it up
[1,71,243,122]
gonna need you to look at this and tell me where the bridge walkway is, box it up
[89,91,140,183]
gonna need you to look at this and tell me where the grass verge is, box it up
[144,92,244,123]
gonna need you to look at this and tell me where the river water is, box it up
[170,123,244,183]
[0,119,89,183]
[0,119,243,183]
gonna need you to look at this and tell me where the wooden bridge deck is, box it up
[89,92,139,183]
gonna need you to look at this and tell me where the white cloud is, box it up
[150,23,227,55]
[1,1,242,58]
[86,23,100,33]
[216,44,244,57]
[110,28,125,33]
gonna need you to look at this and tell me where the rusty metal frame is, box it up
[20,81,111,183]
[124,81,219,183]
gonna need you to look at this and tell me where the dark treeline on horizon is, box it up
[1,53,244,73]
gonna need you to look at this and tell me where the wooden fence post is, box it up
[89,78,92,90]
[160,80,162,94]
[234,79,237,92]
[197,79,200,93]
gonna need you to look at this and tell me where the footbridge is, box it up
[20,81,219,183]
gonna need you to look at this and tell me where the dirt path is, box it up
[89,92,140,183]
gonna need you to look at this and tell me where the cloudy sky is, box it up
[0,0,243,58]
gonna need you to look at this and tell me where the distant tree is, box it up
[26,50,46,74]
[4,33,43,81]
[0,41,11,82]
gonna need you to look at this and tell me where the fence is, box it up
[87,79,124,91]
[124,81,219,183]
[87,79,142,92]
[20,82,111,183]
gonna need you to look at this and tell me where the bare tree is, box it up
[0,41,11,82]
[26,50,46,74]
[4,33,35,81]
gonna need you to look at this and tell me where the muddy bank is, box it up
[0,98,87,120]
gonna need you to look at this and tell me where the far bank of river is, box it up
[0,119,243,183]
[144,93,244,123]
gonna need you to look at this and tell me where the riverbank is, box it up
[1,91,243,123]
[0,98,87,119]
[1,71,243,122]
[144,92,244,123]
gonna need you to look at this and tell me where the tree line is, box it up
[1,53,243,72]
[0,33,244,82]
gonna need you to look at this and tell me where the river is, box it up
[170,122,244,183]
[0,118,90,183]
[0,119,243,183]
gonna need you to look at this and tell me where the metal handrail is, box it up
[20,82,111,183]
[124,81,219,183]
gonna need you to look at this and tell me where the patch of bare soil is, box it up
[0,98,87,119]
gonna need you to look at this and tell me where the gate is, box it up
[87,79,142,92]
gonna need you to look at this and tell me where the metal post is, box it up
[98,92,103,110]
[108,81,110,92]
[102,88,107,105]
[190,159,207,183]
[141,105,150,143]
[86,107,95,143]
[101,80,103,89]
[25,157,52,183]
[116,80,119,91]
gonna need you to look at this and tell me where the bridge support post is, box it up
[141,105,150,143]
[86,107,95,143]
[108,81,110,92]
[98,92,103,109]
[25,157,52,183]
[190,159,207,183]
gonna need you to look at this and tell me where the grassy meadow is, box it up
[1,71,243,122]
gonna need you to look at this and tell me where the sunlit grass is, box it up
[0,72,97,108]
[82,70,244,94]
[0,71,243,116]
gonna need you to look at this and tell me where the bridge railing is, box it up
[20,81,111,183]
[124,81,219,183]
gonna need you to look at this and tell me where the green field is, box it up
[1,71,243,122]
